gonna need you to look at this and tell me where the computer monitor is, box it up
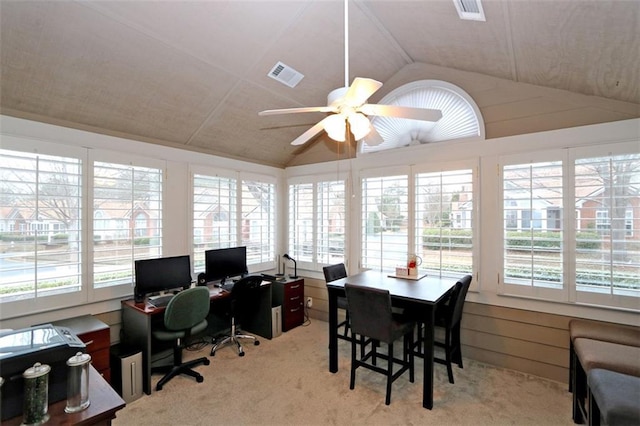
[134,255,192,302]
[204,246,247,283]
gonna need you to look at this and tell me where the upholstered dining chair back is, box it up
[447,274,472,328]
[323,263,347,283]
[344,284,396,343]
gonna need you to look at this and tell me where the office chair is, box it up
[323,263,351,341]
[413,274,472,384]
[210,275,263,357]
[344,284,415,405]
[151,286,211,391]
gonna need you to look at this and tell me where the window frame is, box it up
[190,165,277,275]
[89,149,165,303]
[0,137,88,318]
[287,172,349,272]
[412,160,479,284]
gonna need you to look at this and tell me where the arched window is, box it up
[359,80,484,155]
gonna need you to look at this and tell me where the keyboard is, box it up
[148,294,174,308]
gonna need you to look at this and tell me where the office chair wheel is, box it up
[254,340,260,346]
[197,376,204,383]
[204,358,211,365]
[239,351,245,357]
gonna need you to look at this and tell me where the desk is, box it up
[4,366,125,426]
[121,282,273,394]
[326,270,456,409]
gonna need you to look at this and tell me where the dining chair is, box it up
[344,283,415,405]
[412,274,472,384]
[322,263,350,340]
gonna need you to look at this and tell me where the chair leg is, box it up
[445,330,454,384]
[452,323,463,368]
[350,336,357,390]
[385,342,394,405]
[405,333,414,383]
[343,311,351,338]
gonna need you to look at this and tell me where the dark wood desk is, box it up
[4,366,125,426]
[326,270,456,409]
[121,282,274,394]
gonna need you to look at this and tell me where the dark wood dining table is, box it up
[326,269,457,409]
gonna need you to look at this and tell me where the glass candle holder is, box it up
[22,362,50,426]
[65,352,91,413]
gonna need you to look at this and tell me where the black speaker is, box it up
[197,272,207,286]
[134,289,144,304]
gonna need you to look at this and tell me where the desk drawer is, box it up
[81,328,110,351]
[92,347,110,372]
[281,279,304,332]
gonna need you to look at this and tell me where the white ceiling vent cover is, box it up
[268,61,304,88]
[453,0,486,21]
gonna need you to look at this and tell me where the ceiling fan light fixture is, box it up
[348,112,371,140]
[323,114,347,142]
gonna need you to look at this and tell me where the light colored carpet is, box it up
[113,318,573,425]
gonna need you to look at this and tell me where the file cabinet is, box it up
[273,278,304,331]
[52,315,111,383]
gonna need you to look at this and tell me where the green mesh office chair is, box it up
[152,286,211,391]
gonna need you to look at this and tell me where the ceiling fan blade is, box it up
[344,77,383,107]
[259,106,336,116]
[359,104,443,121]
[291,117,332,146]
[362,126,384,146]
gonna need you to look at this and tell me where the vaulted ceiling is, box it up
[1,0,638,168]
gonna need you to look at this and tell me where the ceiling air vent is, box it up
[267,61,304,88]
[453,0,486,21]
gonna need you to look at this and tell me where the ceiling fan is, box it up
[259,0,442,147]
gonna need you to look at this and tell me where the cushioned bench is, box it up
[568,320,640,425]
[588,369,640,426]
[569,320,640,392]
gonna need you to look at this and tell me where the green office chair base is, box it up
[155,356,210,391]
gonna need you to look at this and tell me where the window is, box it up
[0,148,82,303]
[415,169,474,278]
[361,173,408,271]
[574,151,640,307]
[192,170,276,272]
[501,159,564,295]
[501,144,640,309]
[288,176,346,270]
[241,178,276,267]
[93,161,163,290]
[192,173,237,271]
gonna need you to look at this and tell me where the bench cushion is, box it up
[573,338,640,377]
[589,368,640,425]
[569,319,640,347]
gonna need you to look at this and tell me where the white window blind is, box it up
[574,153,640,300]
[241,179,276,266]
[192,173,237,271]
[93,161,162,289]
[288,178,346,269]
[0,149,82,302]
[415,169,474,278]
[288,183,314,263]
[502,160,564,292]
[317,180,346,264]
[361,174,408,271]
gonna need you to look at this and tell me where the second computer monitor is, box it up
[204,246,247,283]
